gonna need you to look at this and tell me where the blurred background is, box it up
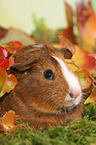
[0,0,96,93]
[0,0,96,54]
[0,0,96,34]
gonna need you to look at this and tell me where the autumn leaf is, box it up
[0,46,8,58]
[70,45,95,72]
[59,26,75,44]
[84,88,96,104]
[60,2,75,43]
[75,69,92,89]
[0,110,23,133]
[7,56,15,70]
[88,54,96,65]
[0,27,8,38]
[77,1,96,53]
[75,69,90,78]
[0,46,9,69]
[80,78,92,90]
[57,35,76,54]
[88,54,96,59]
[0,69,17,97]
[2,41,23,54]
[92,72,96,78]
[64,2,73,26]
[0,58,9,69]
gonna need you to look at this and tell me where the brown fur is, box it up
[0,44,84,129]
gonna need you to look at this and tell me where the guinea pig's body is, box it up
[0,44,84,129]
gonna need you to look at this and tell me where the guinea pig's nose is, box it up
[69,91,80,98]
[69,92,73,98]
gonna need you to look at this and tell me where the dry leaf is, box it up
[65,2,73,26]
[84,88,96,104]
[0,110,23,134]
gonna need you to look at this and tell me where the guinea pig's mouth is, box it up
[56,104,78,114]
[55,93,82,114]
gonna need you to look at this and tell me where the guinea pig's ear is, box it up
[60,48,73,59]
[10,45,42,73]
[10,63,27,72]
[10,59,36,73]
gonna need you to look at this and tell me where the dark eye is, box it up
[44,69,54,80]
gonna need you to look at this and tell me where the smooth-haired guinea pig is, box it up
[0,44,84,129]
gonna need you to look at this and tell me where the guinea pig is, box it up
[0,44,84,129]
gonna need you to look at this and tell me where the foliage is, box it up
[32,13,55,43]
[0,41,23,97]
[31,1,96,105]
[57,35,96,104]
[0,69,17,97]
[77,0,96,53]
[0,104,96,145]
[31,0,96,54]
[0,0,96,143]
[2,41,23,54]
[0,110,23,133]
[0,27,8,39]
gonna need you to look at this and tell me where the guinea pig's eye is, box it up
[44,69,54,80]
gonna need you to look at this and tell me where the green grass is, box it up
[0,104,96,145]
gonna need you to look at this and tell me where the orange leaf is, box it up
[2,110,16,130]
[84,88,96,104]
[71,45,95,72]
[0,110,23,133]
[65,2,73,26]
[75,69,91,89]
[57,35,76,54]
[75,69,90,78]
[7,56,15,70]
[2,41,23,54]
[59,26,75,44]
[80,78,92,90]
[77,1,96,53]
[0,69,17,97]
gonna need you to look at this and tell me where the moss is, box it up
[0,104,96,145]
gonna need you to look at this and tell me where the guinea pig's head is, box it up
[10,44,82,115]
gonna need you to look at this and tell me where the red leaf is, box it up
[88,54,96,60]
[0,58,9,69]
[57,35,76,54]
[2,41,23,54]
[7,56,15,70]
[59,26,75,44]
[77,0,90,34]
[0,46,8,57]
[0,46,9,69]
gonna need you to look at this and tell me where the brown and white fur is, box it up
[0,44,84,129]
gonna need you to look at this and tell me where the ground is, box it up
[0,104,96,145]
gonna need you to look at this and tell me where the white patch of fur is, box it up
[52,56,82,106]
[65,94,74,101]
[73,93,82,105]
